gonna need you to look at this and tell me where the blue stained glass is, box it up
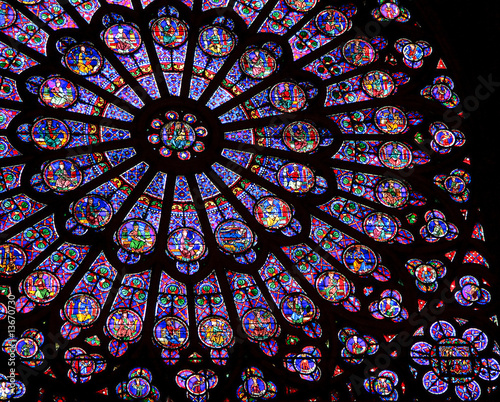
[0,164,24,193]
[106,0,134,9]
[288,5,355,61]
[168,202,203,234]
[104,271,150,355]
[227,271,268,314]
[0,136,21,158]
[212,162,241,187]
[145,172,168,199]
[333,168,426,208]
[195,272,229,321]
[155,271,188,322]
[224,129,254,145]
[69,252,117,308]
[0,194,45,232]
[121,162,149,187]
[234,0,270,26]
[325,71,409,107]
[189,21,237,100]
[219,105,248,123]
[5,215,58,268]
[202,0,230,11]
[85,163,147,216]
[0,1,496,401]
[304,37,385,79]
[164,72,183,96]
[0,108,20,129]
[58,37,146,107]
[102,103,135,121]
[195,173,220,200]
[0,41,38,73]
[14,242,89,314]
[100,126,132,142]
[189,75,209,101]
[68,0,101,23]
[259,0,317,35]
[22,0,78,30]
[259,254,303,301]
[0,76,21,102]
[174,176,193,202]
[231,83,309,119]
[221,148,254,168]
[125,172,166,227]
[0,6,49,55]
[207,87,232,109]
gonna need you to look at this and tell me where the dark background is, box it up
[417,0,500,266]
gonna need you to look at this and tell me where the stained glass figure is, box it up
[0,373,25,399]
[237,367,276,400]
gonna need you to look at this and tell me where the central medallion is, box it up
[148,111,208,160]
[161,121,196,150]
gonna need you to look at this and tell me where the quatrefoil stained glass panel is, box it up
[0,0,497,401]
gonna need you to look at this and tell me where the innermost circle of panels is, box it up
[147,110,209,161]
[161,121,196,151]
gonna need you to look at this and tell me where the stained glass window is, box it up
[0,0,498,401]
